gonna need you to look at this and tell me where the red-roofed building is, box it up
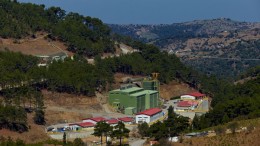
[68,122,95,131]
[106,119,119,126]
[181,92,205,100]
[68,123,81,131]
[118,117,134,124]
[177,101,198,107]
[188,92,205,98]
[77,122,95,128]
[82,117,106,124]
[136,108,162,116]
[136,108,164,124]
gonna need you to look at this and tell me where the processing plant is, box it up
[108,73,160,115]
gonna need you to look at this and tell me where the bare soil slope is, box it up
[0,90,104,143]
[43,90,103,125]
[178,128,260,146]
[0,114,49,143]
[0,32,72,56]
[160,81,197,100]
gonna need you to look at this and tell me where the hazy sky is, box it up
[18,0,260,24]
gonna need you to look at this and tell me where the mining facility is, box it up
[108,73,160,115]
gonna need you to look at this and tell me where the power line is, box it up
[188,56,260,61]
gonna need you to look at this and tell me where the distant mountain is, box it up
[109,18,260,79]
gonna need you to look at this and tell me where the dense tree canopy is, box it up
[193,75,260,130]
[0,0,114,57]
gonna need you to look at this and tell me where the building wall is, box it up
[136,115,150,123]
[136,95,146,112]
[121,121,132,125]
[124,108,136,115]
[82,119,97,124]
[150,111,164,122]
[109,88,159,114]
[82,127,94,131]
[180,95,196,100]
[143,80,159,91]
[150,92,159,108]
[69,125,81,131]
[136,112,164,124]
[109,90,147,113]
[109,92,137,110]
[145,94,150,109]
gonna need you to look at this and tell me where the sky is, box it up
[18,0,260,24]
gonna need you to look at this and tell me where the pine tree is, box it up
[63,132,67,145]
[112,121,130,146]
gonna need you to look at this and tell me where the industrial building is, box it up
[109,85,159,115]
[82,117,106,124]
[180,92,206,100]
[118,117,134,124]
[108,73,160,115]
[142,73,160,91]
[68,122,94,131]
[135,108,164,124]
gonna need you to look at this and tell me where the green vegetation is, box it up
[0,51,114,132]
[0,0,259,139]
[110,19,260,80]
[138,106,190,140]
[93,121,129,145]
[0,136,85,146]
[240,65,260,79]
[72,138,85,146]
[137,122,149,137]
[112,121,130,145]
[0,0,114,57]
[187,40,260,79]
[46,58,113,96]
[93,121,113,144]
[0,51,45,132]
[193,74,260,130]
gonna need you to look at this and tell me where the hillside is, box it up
[0,0,114,57]
[113,73,197,100]
[177,118,260,146]
[0,32,72,56]
[109,18,260,79]
[0,1,259,145]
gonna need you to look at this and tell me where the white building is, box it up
[135,108,164,124]
[118,117,134,125]
[180,92,206,100]
[68,123,81,131]
[180,95,196,100]
[82,117,106,124]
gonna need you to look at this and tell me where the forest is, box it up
[0,0,114,57]
[193,75,260,130]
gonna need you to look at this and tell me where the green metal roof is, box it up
[110,87,143,93]
[130,90,158,97]
[123,87,143,93]
[125,107,136,109]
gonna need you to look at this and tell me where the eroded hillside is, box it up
[109,18,260,79]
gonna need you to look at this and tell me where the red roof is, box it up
[136,108,162,116]
[106,119,119,124]
[178,101,198,107]
[91,117,106,122]
[77,122,95,127]
[82,117,106,122]
[69,123,80,126]
[188,92,205,97]
[118,117,133,122]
